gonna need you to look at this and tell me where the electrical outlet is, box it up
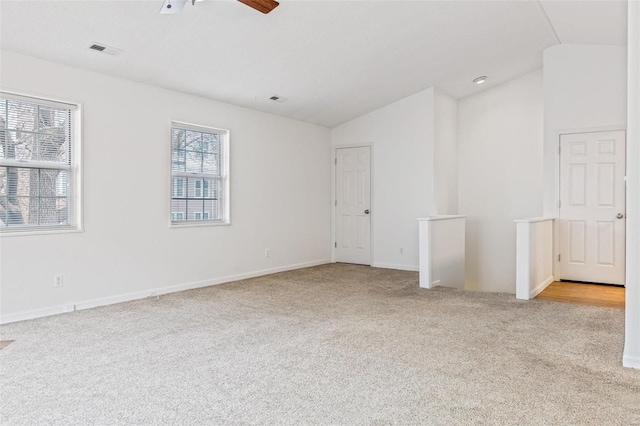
[400,248,404,255]
[54,275,64,288]
[265,249,270,258]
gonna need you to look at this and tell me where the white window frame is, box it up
[169,121,229,227]
[0,90,83,236]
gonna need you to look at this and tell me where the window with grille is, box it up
[171,122,228,224]
[0,92,80,233]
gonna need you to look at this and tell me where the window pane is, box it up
[171,199,186,221]
[192,179,203,198]
[172,177,186,198]
[7,100,37,132]
[6,196,37,225]
[40,197,67,225]
[0,130,6,160]
[0,99,6,128]
[8,167,37,197]
[172,149,186,172]
[203,133,218,154]
[186,199,204,220]
[204,199,220,221]
[38,106,69,134]
[0,167,72,228]
[0,196,7,226]
[55,171,68,196]
[172,128,185,150]
[185,150,203,173]
[39,133,68,163]
[5,131,36,162]
[39,169,61,198]
[185,130,202,151]
[203,153,219,175]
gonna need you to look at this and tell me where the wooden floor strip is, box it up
[0,340,15,350]
[535,281,625,309]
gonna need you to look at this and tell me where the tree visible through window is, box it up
[170,123,226,223]
[0,94,78,231]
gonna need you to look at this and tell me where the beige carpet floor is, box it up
[1,264,639,425]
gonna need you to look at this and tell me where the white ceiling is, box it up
[0,0,628,128]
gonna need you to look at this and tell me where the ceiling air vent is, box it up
[269,95,288,103]
[89,43,122,56]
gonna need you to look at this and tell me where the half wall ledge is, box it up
[417,216,466,290]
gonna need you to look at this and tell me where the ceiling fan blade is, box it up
[160,0,187,14]
[237,0,279,14]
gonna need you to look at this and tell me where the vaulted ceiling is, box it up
[0,0,628,127]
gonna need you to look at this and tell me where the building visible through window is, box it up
[0,93,80,232]
[170,122,228,224]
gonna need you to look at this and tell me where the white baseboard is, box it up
[623,353,640,369]
[372,263,419,272]
[0,305,70,325]
[529,275,554,299]
[0,259,330,325]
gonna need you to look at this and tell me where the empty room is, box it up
[1,0,639,424]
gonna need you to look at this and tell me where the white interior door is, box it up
[559,130,626,285]
[335,147,371,265]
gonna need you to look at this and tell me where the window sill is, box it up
[169,221,231,229]
[0,226,84,238]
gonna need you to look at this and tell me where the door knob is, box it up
[617,213,625,219]
[364,209,370,214]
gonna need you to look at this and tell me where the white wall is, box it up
[433,89,458,215]
[0,51,331,322]
[625,1,640,369]
[331,88,435,271]
[542,44,628,217]
[458,70,544,293]
[515,218,554,300]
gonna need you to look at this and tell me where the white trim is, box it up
[417,215,466,221]
[0,159,72,170]
[169,220,230,228]
[372,262,419,272]
[0,305,71,325]
[171,120,228,135]
[331,143,374,265]
[623,354,640,369]
[0,259,330,325]
[0,227,84,238]
[0,89,79,110]
[530,275,554,299]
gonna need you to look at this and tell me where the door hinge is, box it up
[558,254,561,262]
[335,200,337,206]
[335,242,337,248]
[558,146,561,154]
[335,158,337,165]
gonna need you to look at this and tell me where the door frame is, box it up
[554,125,627,283]
[331,144,374,264]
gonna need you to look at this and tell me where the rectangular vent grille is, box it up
[269,95,288,103]
[89,42,122,56]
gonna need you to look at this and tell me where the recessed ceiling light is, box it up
[473,76,487,85]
